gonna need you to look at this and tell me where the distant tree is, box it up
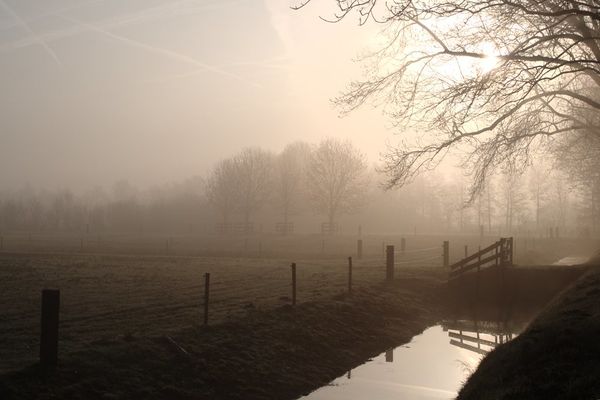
[549,172,570,231]
[528,165,551,236]
[306,138,368,232]
[499,166,528,234]
[437,181,460,232]
[273,142,311,232]
[206,158,238,226]
[553,127,600,235]
[295,0,600,198]
[231,148,273,228]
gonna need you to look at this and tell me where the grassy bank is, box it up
[0,275,443,400]
[0,252,444,373]
[458,264,600,400]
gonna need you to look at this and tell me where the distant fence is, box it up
[275,222,294,235]
[320,222,339,235]
[0,233,447,260]
[448,237,514,280]
[215,223,254,235]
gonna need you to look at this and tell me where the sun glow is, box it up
[477,42,500,74]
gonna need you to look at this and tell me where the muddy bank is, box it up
[446,264,586,307]
[458,265,600,400]
[0,275,442,400]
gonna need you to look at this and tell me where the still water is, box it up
[553,256,589,266]
[300,321,518,400]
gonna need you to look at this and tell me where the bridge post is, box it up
[443,241,449,268]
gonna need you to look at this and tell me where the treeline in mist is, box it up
[0,138,598,237]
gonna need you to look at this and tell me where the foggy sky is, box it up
[0,0,391,192]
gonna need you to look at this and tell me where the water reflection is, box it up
[443,320,515,356]
[299,326,477,400]
[300,301,537,400]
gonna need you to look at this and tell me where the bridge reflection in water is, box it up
[443,319,516,356]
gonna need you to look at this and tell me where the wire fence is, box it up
[0,241,449,371]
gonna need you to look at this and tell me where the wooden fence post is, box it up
[495,244,499,267]
[40,289,60,368]
[400,238,406,254]
[321,239,325,253]
[357,239,363,260]
[203,273,210,325]
[348,256,353,294]
[464,245,468,258]
[291,263,297,306]
[386,245,395,281]
[258,241,262,258]
[443,241,449,268]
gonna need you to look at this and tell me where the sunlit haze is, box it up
[0,0,388,191]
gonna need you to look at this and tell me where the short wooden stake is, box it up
[40,289,60,368]
[386,245,395,281]
[464,245,468,258]
[385,349,394,362]
[291,263,297,306]
[357,239,363,260]
[348,256,353,294]
[400,237,406,254]
[203,273,210,325]
[443,241,450,268]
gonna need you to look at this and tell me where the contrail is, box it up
[0,0,104,32]
[0,0,62,66]
[151,56,289,85]
[0,0,248,54]
[56,13,261,88]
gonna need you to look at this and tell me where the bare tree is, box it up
[499,166,528,234]
[306,138,368,233]
[273,142,311,233]
[553,118,600,235]
[232,148,273,229]
[206,158,238,226]
[527,164,550,235]
[295,0,600,198]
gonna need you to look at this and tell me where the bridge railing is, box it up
[448,237,513,280]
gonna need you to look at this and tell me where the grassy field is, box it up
[0,249,445,373]
[0,232,596,375]
[0,276,444,400]
[1,231,595,261]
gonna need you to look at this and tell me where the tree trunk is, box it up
[328,209,335,236]
[283,205,289,236]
